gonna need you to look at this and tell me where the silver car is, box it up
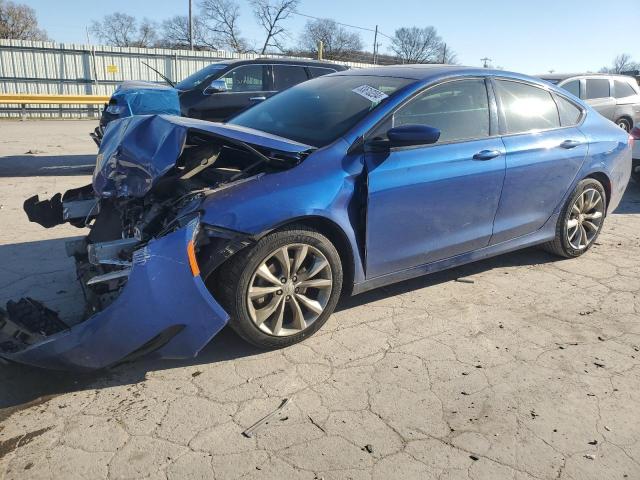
[632,123,640,182]
[540,73,640,132]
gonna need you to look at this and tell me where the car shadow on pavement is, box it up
[0,155,96,177]
[0,245,556,415]
[613,180,640,214]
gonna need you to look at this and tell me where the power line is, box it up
[292,11,394,40]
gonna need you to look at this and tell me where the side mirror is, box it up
[204,79,228,95]
[387,124,440,147]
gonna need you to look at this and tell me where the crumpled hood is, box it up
[111,81,181,116]
[93,114,313,198]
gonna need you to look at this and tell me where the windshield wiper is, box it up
[142,61,176,88]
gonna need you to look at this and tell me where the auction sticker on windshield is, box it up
[352,85,389,103]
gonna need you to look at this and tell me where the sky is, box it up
[21,0,640,74]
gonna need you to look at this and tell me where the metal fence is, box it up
[0,39,375,118]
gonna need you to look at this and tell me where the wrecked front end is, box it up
[1,115,311,370]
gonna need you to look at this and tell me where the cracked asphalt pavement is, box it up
[1,120,639,480]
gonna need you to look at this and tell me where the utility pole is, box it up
[188,0,194,50]
[441,43,447,64]
[373,25,378,64]
[480,57,491,68]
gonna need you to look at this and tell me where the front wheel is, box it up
[212,225,343,349]
[542,178,607,258]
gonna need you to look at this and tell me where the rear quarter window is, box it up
[553,94,583,126]
[614,79,638,98]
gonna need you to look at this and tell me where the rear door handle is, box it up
[473,149,502,160]
[249,96,266,101]
[559,139,582,149]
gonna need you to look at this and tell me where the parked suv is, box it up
[92,58,347,145]
[539,73,640,132]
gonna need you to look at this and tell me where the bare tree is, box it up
[90,12,158,47]
[199,0,248,52]
[611,53,637,73]
[390,26,443,64]
[0,0,48,40]
[300,18,362,60]
[160,15,219,49]
[251,0,299,54]
[439,43,458,64]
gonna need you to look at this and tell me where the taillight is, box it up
[630,126,640,140]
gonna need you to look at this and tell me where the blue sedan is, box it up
[3,65,632,369]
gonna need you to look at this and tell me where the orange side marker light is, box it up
[187,240,200,277]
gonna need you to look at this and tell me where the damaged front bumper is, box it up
[0,221,230,370]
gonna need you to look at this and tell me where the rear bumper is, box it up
[0,221,229,370]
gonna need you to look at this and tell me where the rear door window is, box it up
[392,78,490,143]
[272,65,309,90]
[308,66,337,78]
[585,79,611,99]
[561,80,581,98]
[614,79,637,98]
[495,80,560,134]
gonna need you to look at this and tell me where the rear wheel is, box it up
[542,178,606,258]
[616,117,632,132]
[213,225,343,348]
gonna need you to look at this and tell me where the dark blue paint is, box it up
[365,137,506,277]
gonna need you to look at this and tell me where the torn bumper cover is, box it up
[0,221,229,370]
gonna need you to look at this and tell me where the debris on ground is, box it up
[455,278,475,284]
[530,410,539,419]
[604,426,611,431]
[588,440,598,445]
[362,444,374,454]
[584,454,596,460]
[24,149,45,155]
[242,398,292,438]
[469,455,479,461]
[191,371,202,378]
[308,415,326,433]
[593,362,605,368]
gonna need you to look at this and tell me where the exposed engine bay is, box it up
[0,116,311,362]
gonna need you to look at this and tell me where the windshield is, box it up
[176,63,228,90]
[228,75,415,147]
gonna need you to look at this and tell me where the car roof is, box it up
[330,64,549,85]
[538,73,634,81]
[210,58,348,70]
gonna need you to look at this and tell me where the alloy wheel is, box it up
[617,120,631,132]
[566,188,604,250]
[247,243,333,336]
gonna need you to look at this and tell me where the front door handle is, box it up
[559,139,582,149]
[473,149,502,160]
[249,96,266,101]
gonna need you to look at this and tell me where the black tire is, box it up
[615,117,632,132]
[212,225,343,349]
[542,178,607,258]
